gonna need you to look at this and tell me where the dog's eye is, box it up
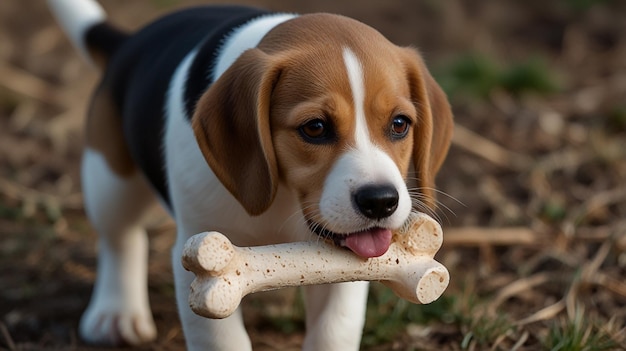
[390,115,411,140]
[299,119,334,144]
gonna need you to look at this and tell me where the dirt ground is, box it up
[1,0,625,350]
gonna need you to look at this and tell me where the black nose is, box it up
[353,184,399,220]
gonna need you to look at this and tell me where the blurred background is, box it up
[1,0,625,350]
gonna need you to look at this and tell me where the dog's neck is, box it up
[212,13,297,81]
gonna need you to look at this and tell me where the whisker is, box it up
[407,185,464,222]
[406,189,455,225]
[408,195,441,222]
[293,203,332,244]
[423,188,466,208]
[407,184,466,208]
[278,210,305,235]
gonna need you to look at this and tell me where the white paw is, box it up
[79,303,157,346]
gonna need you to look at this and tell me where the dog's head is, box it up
[192,14,453,257]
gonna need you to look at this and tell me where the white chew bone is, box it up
[182,212,449,319]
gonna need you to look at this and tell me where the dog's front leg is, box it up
[302,281,369,351]
[172,234,252,351]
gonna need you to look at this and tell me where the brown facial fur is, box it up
[193,13,453,216]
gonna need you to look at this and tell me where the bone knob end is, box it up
[182,231,235,274]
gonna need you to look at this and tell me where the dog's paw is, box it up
[79,304,157,346]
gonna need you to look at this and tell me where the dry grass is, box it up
[1,0,625,350]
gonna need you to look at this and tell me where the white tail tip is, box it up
[47,0,106,64]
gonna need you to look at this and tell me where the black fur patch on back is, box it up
[97,6,269,209]
[184,7,270,118]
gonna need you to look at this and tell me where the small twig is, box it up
[490,332,508,351]
[444,227,542,247]
[581,240,612,282]
[515,300,565,326]
[576,221,626,241]
[531,147,595,175]
[589,273,626,299]
[29,25,63,55]
[0,322,16,351]
[510,331,529,351]
[0,62,68,106]
[569,186,626,226]
[565,287,580,322]
[452,124,533,171]
[488,272,554,314]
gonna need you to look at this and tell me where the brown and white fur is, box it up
[47,0,453,349]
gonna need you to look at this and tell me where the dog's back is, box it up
[49,0,271,205]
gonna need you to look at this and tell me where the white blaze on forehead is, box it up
[342,48,370,149]
[316,48,412,234]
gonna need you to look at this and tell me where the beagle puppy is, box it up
[48,0,453,349]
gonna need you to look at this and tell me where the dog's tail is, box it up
[47,0,128,68]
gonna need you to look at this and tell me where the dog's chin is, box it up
[307,221,393,258]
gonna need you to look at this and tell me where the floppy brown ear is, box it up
[192,49,281,216]
[402,48,454,208]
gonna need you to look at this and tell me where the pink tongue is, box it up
[344,228,393,258]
